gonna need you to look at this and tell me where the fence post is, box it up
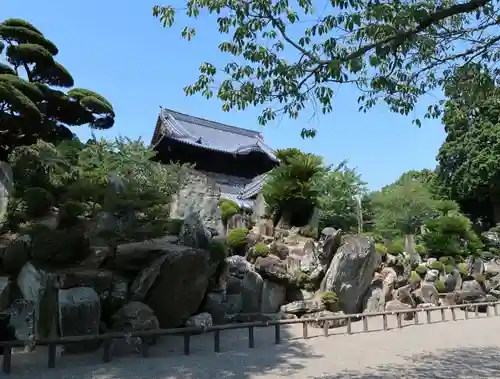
[451,307,456,321]
[2,346,11,374]
[495,304,499,316]
[464,306,469,319]
[363,316,368,332]
[414,310,419,325]
[184,334,191,355]
[302,322,308,339]
[323,322,329,337]
[426,309,431,324]
[474,305,479,317]
[396,313,402,328]
[214,330,221,352]
[48,343,57,368]
[275,324,281,344]
[102,338,112,363]
[440,308,446,322]
[382,314,388,331]
[347,317,352,334]
[248,327,255,348]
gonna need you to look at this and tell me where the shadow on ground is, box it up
[319,346,500,379]
[8,324,322,379]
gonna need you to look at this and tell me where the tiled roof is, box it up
[153,108,278,161]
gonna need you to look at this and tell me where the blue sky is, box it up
[3,0,446,190]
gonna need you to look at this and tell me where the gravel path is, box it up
[6,309,500,378]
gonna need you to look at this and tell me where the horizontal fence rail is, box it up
[2,300,500,374]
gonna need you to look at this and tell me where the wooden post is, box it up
[495,304,499,316]
[347,317,352,334]
[362,316,368,332]
[323,322,329,337]
[183,334,191,355]
[214,331,220,352]
[2,346,11,374]
[396,313,402,328]
[102,338,112,363]
[48,343,57,368]
[414,311,419,325]
[382,314,388,331]
[464,306,469,319]
[474,305,479,317]
[140,340,150,358]
[302,322,308,339]
[248,327,255,348]
[440,308,446,322]
[451,307,456,321]
[426,309,431,324]
[275,324,281,344]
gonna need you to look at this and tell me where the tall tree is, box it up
[437,65,500,224]
[316,161,367,232]
[153,0,499,136]
[0,18,115,161]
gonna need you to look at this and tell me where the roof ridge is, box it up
[163,108,262,137]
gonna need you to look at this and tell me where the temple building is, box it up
[151,108,279,210]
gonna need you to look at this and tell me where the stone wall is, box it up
[169,169,223,233]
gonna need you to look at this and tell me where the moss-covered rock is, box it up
[227,227,248,255]
[428,260,445,272]
[247,242,269,262]
[415,265,427,276]
[320,291,340,311]
[220,199,240,224]
[410,270,421,283]
[457,262,468,276]
[435,279,447,293]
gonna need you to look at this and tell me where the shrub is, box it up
[220,199,240,224]
[387,239,405,255]
[435,279,447,293]
[457,262,468,276]
[166,218,184,236]
[410,271,421,283]
[415,265,427,275]
[58,201,85,227]
[428,261,445,272]
[227,227,249,254]
[415,244,426,255]
[445,264,455,274]
[375,243,388,256]
[207,238,228,263]
[438,256,455,265]
[320,291,339,310]
[24,187,54,218]
[247,242,269,262]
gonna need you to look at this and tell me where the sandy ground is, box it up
[6,308,500,378]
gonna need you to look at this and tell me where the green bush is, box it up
[320,291,339,310]
[428,261,445,272]
[247,242,269,262]
[457,262,468,276]
[445,264,455,274]
[415,265,427,275]
[58,201,85,227]
[415,244,426,255]
[438,256,455,265]
[220,199,240,224]
[207,238,228,263]
[410,270,421,283]
[388,239,405,255]
[166,218,184,236]
[24,187,54,218]
[375,243,388,256]
[227,227,249,254]
[435,279,447,293]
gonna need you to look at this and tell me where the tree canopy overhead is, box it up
[153,0,499,137]
[437,65,500,223]
[0,18,115,161]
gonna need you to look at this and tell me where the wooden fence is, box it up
[1,300,500,374]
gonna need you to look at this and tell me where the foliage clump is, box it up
[320,291,339,311]
[435,279,447,293]
[220,199,240,225]
[247,242,269,263]
[226,227,248,255]
[415,266,427,276]
[207,238,228,263]
[23,187,54,218]
[410,271,421,283]
[374,243,387,256]
[166,218,184,236]
[0,18,115,161]
[263,148,325,227]
[428,261,445,273]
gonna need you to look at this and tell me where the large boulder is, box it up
[130,243,216,328]
[260,280,286,313]
[321,235,380,314]
[254,256,292,285]
[178,212,211,249]
[58,286,101,353]
[240,271,263,313]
